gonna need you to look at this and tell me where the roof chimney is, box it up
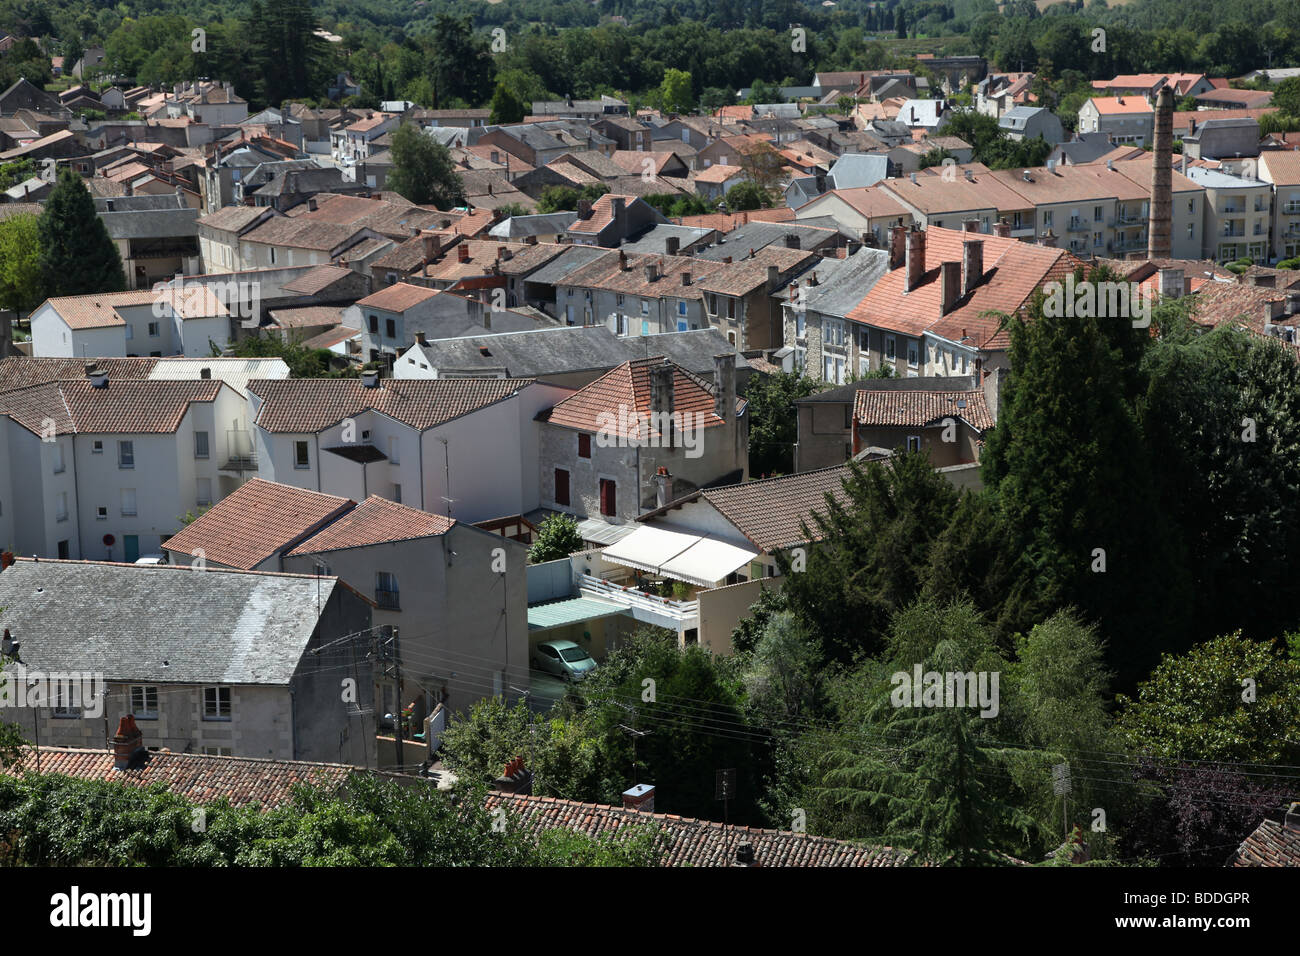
[940,260,962,315]
[88,366,108,388]
[648,360,675,448]
[618,250,629,271]
[577,199,593,220]
[644,261,658,282]
[713,352,736,424]
[623,783,655,812]
[962,238,984,296]
[493,757,534,795]
[665,235,680,256]
[963,218,980,232]
[414,331,428,345]
[361,369,380,388]
[457,243,470,263]
[784,233,800,249]
[1158,267,1184,298]
[422,232,441,264]
[680,270,691,286]
[199,367,211,379]
[889,224,907,271]
[766,264,780,290]
[904,226,926,293]
[994,217,1011,238]
[112,715,146,771]
[1148,86,1174,259]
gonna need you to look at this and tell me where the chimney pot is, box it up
[904,227,926,293]
[111,714,146,771]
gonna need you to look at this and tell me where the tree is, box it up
[528,514,585,563]
[427,13,493,108]
[386,123,466,210]
[812,601,1035,864]
[489,82,526,125]
[37,169,125,298]
[0,213,43,317]
[1272,77,1300,118]
[220,334,353,378]
[745,370,819,475]
[536,183,608,213]
[981,274,1191,686]
[724,179,772,211]
[656,68,696,114]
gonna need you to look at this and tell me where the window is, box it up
[368,315,379,333]
[642,320,650,335]
[52,684,80,718]
[147,321,160,337]
[56,492,68,522]
[578,434,591,458]
[294,441,310,469]
[57,540,69,559]
[1093,205,1104,223]
[196,478,212,506]
[555,468,570,506]
[907,435,922,452]
[616,294,625,306]
[599,478,617,517]
[907,341,919,368]
[131,685,159,719]
[1043,211,1053,228]
[392,483,401,503]
[202,746,232,756]
[203,687,231,720]
[385,318,396,339]
[118,440,134,469]
[388,436,400,464]
[194,431,209,459]
[640,299,649,316]
[96,506,107,520]
[52,443,65,474]
[92,440,103,454]
[121,488,137,516]
[885,336,896,361]
[125,325,133,340]
[616,315,628,336]
[677,301,687,316]
[795,312,806,338]
[376,571,400,609]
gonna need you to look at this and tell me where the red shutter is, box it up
[600,478,616,516]
[555,469,570,506]
[578,433,591,458]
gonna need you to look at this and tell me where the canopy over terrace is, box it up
[600,523,760,589]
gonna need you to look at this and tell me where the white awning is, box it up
[601,524,701,575]
[601,523,760,587]
[660,536,761,588]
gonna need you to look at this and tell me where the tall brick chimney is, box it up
[962,238,984,296]
[649,360,676,447]
[994,217,1011,238]
[112,715,146,771]
[904,226,926,293]
[1148,86,1174,259]
[714,352,736,424]
[889,224,907,271]
[940,260,962,315]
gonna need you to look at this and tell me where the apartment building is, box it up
[0,368,248,561]
[1184,166,1273,263]
[246,374,572,523]
[880,169,1033,236]
[781,247,891,383]
[1258,151,1300,262]
[558,249,728,337]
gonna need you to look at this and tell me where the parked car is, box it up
[134,553,168,565]
[531,640,597,682]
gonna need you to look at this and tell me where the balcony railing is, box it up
[579,574,699,628]
[220,429,257,472]
[1284,202,1300,215]
[1067,219,1088,233]
[376,589,401,610]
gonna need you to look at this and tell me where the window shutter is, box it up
[555,469,570,506]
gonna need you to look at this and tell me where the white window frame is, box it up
[203,686,232,720]
[131,685,159,719]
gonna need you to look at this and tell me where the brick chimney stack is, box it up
[962,238,984,296]
[713,352,736,424]
[112,715,146,771]
[994,217,1011,238]
[649,360,676,448]
[492,757,533,795]
[904,226,926,293]
[889,224,907,271]
[940,260,962,315]
[1148,86,1174,259]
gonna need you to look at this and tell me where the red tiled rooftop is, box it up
[288,496,454,555]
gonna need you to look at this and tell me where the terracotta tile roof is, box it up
[812,187,909,219]
[302,326,360,350]
[296,194,447,240]
[162,478,355,569]
[1230,808,1300,866]
[268,305,345,329]
[1089,96,1153,115]
[242,216,369,251]
[452,208,496,238]
[196,204,272,233]
[694,163,744,184]
[356,282,441,312]
[486,791,910,866]
[0,357,158,392]
[248,377,536,432]
[855,388,993,431]
[696,247,818,296]
[676,208,795,231]
[287,495,454,555]
[881,170,1033,216]
[1260,150,1300,186]
[847,226,1081,350]
[4,747,352,809]
[281,264,357,296]
[1189,281,1288,333]
[543,357,740,440]
[43,290,159,329]
[0,378,223,436]
[563,251,727,297]
[645,464,855,552]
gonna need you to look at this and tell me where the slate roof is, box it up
[785,248,891,318]
[280,264,358,296]
[2,747,354,809]
[1230,807,1300,866]
[0,560,341,685]
[543,357,741,439]
[520,246,612,286]
[247,377,536,432]
[485,791,910,866]
[407,326,747,379]
[161,478,355,569]
[287,496,455,555]
[855,388,993,431]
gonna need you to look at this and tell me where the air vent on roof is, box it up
[479,346,492,356]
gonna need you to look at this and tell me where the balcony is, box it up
[1284,201,1300,215]
[1221,226,1245,238]
[579,573,699,631]
[1067,219,1088,233]
[375,589,401,610]
[219,429,257,473]
[1116,211,1146,226]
